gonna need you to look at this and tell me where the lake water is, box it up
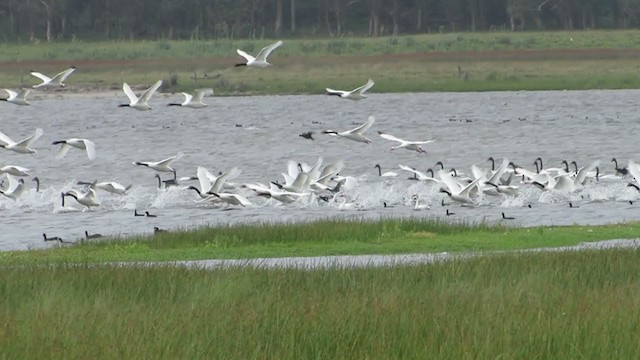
[2,89,640,251]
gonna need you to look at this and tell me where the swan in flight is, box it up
[235,40,283,68]
[133,153,182,173]
[30,66,76,88]
[2,89,31,106]
[52,138,96,160]
[61,187,99,210]
[188,166,241,199]
[326,79,374,100]
[209,192,252,207]
[378,131,435,153]
[0,165,31,177]
[398,165,439,184]
[0,174,26,200]
[322,115,375,144]
[78,181,132,195]
[168,88,214,108]
[0,128,43,154]
[438,169,481,205]
[119,80,163,110]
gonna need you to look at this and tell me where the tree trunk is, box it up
[275,0,283,36]
[334,0,341,36]
[369,0,379,37]
[104,0,110,39]
[416,7,422,31]
[290,0,296,32]
[40,0,54,42]
[391,0,399,36]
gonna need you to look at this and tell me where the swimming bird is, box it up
[155,174,178,189]
[0,165,31,177]
[167,88,213,108]
[0,175,26,200]
[119,80,163,110]
[326,79,374,100]
[30,66,76,88]
[501,212,515,220]
[374,164,398,177]
[134,209,145,217]
[154,226,167,234]
[612,158,628,176]
[299,131,315,140]
[61,188,99,210]
[2,88,31,106]
[85,231,103,239]
[52,138,96,160]
[145,211,157,217]
[43,233,65,242]
[446,209,456,216]
[235,40,283,68]
[133,153,182,173]
[0,128,43,154]
[378,131,435,153]
[412,194,430,210]
[78,181,131,195]
[32,177,40,192]
[322,115,375,144]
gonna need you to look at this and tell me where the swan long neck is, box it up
[426,168,434,177]
[534,161,540,174]
[375,165,382,176]
[234,63,247,67]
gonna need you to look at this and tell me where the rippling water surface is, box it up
[2,89,640,251]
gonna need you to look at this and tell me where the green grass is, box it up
[1,249,639,358]
[3,218,640,265]
[3,30,640,94]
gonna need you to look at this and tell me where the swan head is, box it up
[435,161,444,170]
[439,188,452,196]
[322,130,338,136]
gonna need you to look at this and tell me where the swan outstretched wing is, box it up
[52,67,76,83]
[84,139,96,160]
[140,80,162,103]
[379,132,404,144]
[157,153,183,167]
[0,130,15,146]
[3,89,17,100]
[236,49,255,62]
[30,72,52,83]
[56,144,71,160]
[255,40,283,62]
[122,83,138,103]
[16,128,43,148]
[181,92,194,104]
[193,88,213,102]
[353,79,374,94]
[349,115,375,134]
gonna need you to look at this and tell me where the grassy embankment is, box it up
[2,30,640,94]
[3,218,640,265]
[1,249,639,358]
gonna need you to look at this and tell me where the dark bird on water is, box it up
[85,230,103,239]
[299,131,315,140]
[154,226,167,234]
[145,211,157,218]
[134,209,145,217]
[501,212,515,220]
[446,209,455,216]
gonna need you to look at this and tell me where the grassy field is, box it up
[3,218,640,265]
[1,249,639,358]
[2,30,640,94]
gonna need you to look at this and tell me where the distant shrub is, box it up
[327,40,347,55]
[157,41,171,50]
[485,72,498,81]
[496,36,512,45]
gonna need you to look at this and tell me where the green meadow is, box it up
[2,30,640,94]
[1,249,639,359]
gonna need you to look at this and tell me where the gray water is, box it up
[2,89,640,251]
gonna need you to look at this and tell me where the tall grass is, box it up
[1,249,639,358]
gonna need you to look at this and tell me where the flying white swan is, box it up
[119,80,163,110]
[326,79,375,100]
[30,67,76,88]
[378,131,435,153]
[78,181,132,195]
[0,128,43,154]
[0,174,26,200]
[0,165,31,177]
[322,115,375,144]
[133,153,182,173]
[235,40,283,68]
[52,138,96,160]
[208,192,252,207]
[398,165,439,184]
[168,88,214,108]
[188,166,241,199]
[244,182,306,204]
[61,188,99,210]
[2,89,31,106]
[438,169,481,205]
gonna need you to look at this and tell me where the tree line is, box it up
[1,0,639,42]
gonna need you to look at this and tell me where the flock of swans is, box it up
[2,40,640,242]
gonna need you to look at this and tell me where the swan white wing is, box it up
[0,130,15,145]
[628,160,640,185]
[352,79,374,95]
[551,175,573,191]
[30,72,52,83]
[398,165,428,179]
[3,89,17,100]
[348,115,375,134]
[211,167,241,193]
[379,133,405,144]
[17,89,31,100]
[52,67,76,83]
[290,173,308,192]
[407,139,436,145]
[574,161,599,186]
[181,92,194,104]
[318,160,344,184]
[471,165,487,181]
[486,158,509,184]
[286,160,299,179]
[197,166,214,193]
[56,144,71,160]
[236,49,255,62]
[458,177,482,197]
[194,88,213,102]
[6,174,20,192]
[325,88,348,96]
[255,40,283,62]
[437,170,463,194]
[122,82,138,103]
[140,80,162,103]
[83,139,96,160]
[157,153,183,167]
[16,128,43,148]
